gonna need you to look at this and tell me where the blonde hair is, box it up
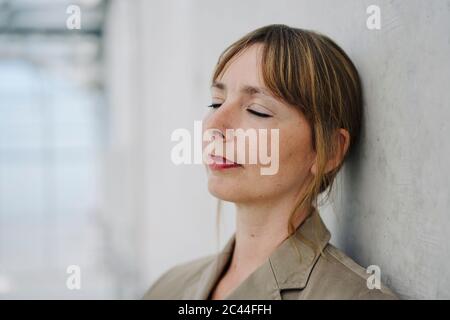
[212,24,362,257]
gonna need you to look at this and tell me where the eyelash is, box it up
[207,103,272,118]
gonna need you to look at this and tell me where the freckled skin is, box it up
[203,44,316,204]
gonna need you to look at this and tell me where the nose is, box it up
[203,101,239,142]
[208,128,225,143]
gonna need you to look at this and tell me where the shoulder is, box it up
[142,254,215,299]
[306,244,399,300]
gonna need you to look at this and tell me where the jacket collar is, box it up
[188,208,331,300]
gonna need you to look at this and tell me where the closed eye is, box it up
[246,109,272,118]
[207,103,272,118]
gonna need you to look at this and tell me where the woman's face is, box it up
[202,43,316,204]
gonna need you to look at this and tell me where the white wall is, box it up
[103,0,450,299]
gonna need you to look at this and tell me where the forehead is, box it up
[216,44,265,90]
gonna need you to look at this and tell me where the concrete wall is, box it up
[103,0,450,299]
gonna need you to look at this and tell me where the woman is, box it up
[144,24,397,300]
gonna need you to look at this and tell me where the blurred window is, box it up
[0,0,112,298]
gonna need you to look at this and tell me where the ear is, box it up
[310,128,351,176]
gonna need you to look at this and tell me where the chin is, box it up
[207,178,247,202]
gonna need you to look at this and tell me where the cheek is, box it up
[276,126,314,181]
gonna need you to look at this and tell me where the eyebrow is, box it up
[211,81,273,99]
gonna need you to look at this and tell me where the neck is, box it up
[228,190,311,277]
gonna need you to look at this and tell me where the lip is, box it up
[207,154,242,170]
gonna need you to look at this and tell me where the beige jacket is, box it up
[143,210,398,300]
